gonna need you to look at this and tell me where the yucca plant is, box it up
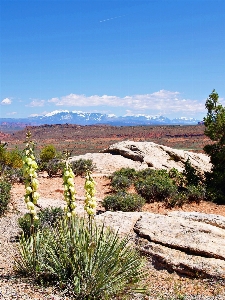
[15,230,47,277]
[15,216,146,299]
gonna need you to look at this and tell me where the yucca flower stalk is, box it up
[22,132,39,231]
[63,160,76,218]
[84,171,97,217]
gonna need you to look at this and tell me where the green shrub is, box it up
[110,174,133,192]
[110,167,138,180]
[1,166,24,184]
[0,181,11,216]
[135,171,177,202]
[39,159,63,177]
[8,148,23,169]
[0,144,23,183]
[186,185,206,203]
[18,207,64,238]
[40,145,57,162]
[70,158,95,176]
[15,216,146,299]
[182,158,203,186]
[136,168,155,179]
[103,192,145,212]
[165,192,188,208]
[168,168,185,188]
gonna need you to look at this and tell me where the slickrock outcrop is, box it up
[95,211,225,279]
[70,152,147,175]
[101,141,211,173]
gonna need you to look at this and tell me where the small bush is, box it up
[18,207,64,238]
[186,185,206,203]
[103,192,146,212]
[70,158,95,176]
[1,166,24,184]
[15,216,146,299]
[0,144,23,183]
[135,171,177,202]
[40,145,57,162]
[110,167,138,180]
[110,174,133,191]
[136,168,155,179]
[39,159,63,177]
[165,192,188,208]
[0,181,11,216]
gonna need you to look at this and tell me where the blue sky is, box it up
[0,0,225,120]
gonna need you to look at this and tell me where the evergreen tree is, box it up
[203,89,225,203]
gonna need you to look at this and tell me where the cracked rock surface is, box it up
[96,211,225,279]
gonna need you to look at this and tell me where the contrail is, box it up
[100,15,124,22]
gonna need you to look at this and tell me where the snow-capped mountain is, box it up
[0,111,200,127]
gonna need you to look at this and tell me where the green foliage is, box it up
[103,192,145,212]
[0,142,8,166]
[40,145,57,162]
[137,168,157,179]
[203,90,225,203]
[2,166,24,184]
[182,158,203,186]
[39,159,63,177]
[186,185,206,203]
[0,143,23,183]
[15,216,146,299]
[110,175,133,192]
[109,168,138,192]
[204,89,225,143]
[18,213,40,238]
[18,207,64,238]
[70,158,95,176]
[38,145,63,177]
[168,168,185,188]
[107,166,206,208]
[134,170,177,202]
[0,181,12,216]
[8,148,23,169]
[165,192,188,208]
[110,167,138,180]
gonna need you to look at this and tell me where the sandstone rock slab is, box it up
[95,211,225,279]
[102,141,211,173]
[168,211,225,230]
[134,213,225,260]
[96,211,142,237]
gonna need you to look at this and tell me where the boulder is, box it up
[102,141,211,173]
[95,211,225,279]
[70,152,147,175]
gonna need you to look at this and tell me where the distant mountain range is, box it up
[0,110,201,128]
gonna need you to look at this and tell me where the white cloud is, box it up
[6,111,17,115]
[29,113,41,117]
[1,98,12,105]
[47,90,206,116]
[27,99,45,107]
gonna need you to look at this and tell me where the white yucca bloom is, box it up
[22,132,39,219]
[84,172,97,216]
[63,161,76,217]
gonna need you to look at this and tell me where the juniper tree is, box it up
[203,89,225,203]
